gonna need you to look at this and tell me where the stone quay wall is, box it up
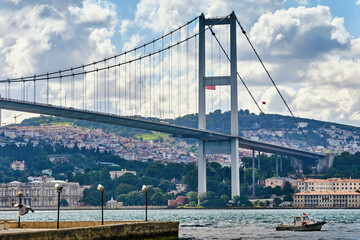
[0,221,179,240]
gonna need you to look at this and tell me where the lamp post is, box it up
[17,190,23,228]
[97,184,105,225]
[142,185,149,221]
[54,184,63,229]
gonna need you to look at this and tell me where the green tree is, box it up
[60,198,69,206]
[182,168,197,191]
[115,183,137,196]
[283,182,295,195]
[100,167,111,182]
[283,194,293,202]
[273,197,282,207]
[124,191,145,206]
[186,191,198,202]
[220,194,230,206]
[158,180,176,192]
[232,195,240,206]
[150,191,167,206]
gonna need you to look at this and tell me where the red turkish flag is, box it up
[205,86,216,90]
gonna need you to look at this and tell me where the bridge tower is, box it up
[198,12,240,198]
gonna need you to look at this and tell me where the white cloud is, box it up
[350,112,360,121]
[134,0,284,33]
[294,0,309,5]
[0,4,67,76]
[0,0,118,124]
[357,0,360,5]
[122,34,144,52]
[68,0,116,26]
[249,6,350,57]
[119,19,132,36]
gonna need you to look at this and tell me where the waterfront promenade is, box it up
[0,221,179,240]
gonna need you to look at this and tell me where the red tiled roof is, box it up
[299,178,360,183]
[294,191,360,196]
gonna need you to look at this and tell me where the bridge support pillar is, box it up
[231,138,240,198]
[252,149,255,198]
[258,151,261,171]
[198,140,206,197]
[198,12,239,199]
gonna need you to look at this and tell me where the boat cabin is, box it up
[292,215,315,226]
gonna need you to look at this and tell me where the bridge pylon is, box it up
[198,12,240,199]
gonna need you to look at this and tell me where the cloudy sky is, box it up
[0,0,359,128]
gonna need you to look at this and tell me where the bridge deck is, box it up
[0,98,324,160]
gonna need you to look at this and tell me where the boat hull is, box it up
[276,221,326,231]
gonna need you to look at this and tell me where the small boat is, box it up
[276,213,326,231]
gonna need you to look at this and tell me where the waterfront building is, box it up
[106,197,123,208]
[297,178,360,192]
[168,196,188,207]
[265,177,297,189]
[0,180,82,208]
[293,191,360,208]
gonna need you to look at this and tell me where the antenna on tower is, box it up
[13,114,22,125]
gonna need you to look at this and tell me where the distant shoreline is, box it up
[2,206,360,211]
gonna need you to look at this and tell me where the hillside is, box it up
[19,110,360,149]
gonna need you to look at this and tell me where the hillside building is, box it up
[10,160,25,171]
[265,177,297,189]
[109,170,136,180]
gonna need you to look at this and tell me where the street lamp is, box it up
[54,184,63,229]
[97,184,105,225]
[17,190,23,228]
[142,185,149,221]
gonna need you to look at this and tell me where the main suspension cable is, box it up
[1,16,200,82]
[235,16,315,152]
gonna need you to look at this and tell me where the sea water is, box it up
[1,208,359,239]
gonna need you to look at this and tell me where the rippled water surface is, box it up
[1,208,359,239]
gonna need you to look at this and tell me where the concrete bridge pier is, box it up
[198,140,206,196]
[198,12,240,199]
[231,139,240,197]
[252,149,255,198]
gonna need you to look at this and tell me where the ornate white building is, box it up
[0,180,82,208]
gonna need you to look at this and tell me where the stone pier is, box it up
[0,221,179,240]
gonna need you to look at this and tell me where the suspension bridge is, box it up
[0,12,325,198]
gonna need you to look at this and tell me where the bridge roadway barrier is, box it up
[0,221,179,240]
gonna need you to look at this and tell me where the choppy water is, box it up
[1,208,359,239]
